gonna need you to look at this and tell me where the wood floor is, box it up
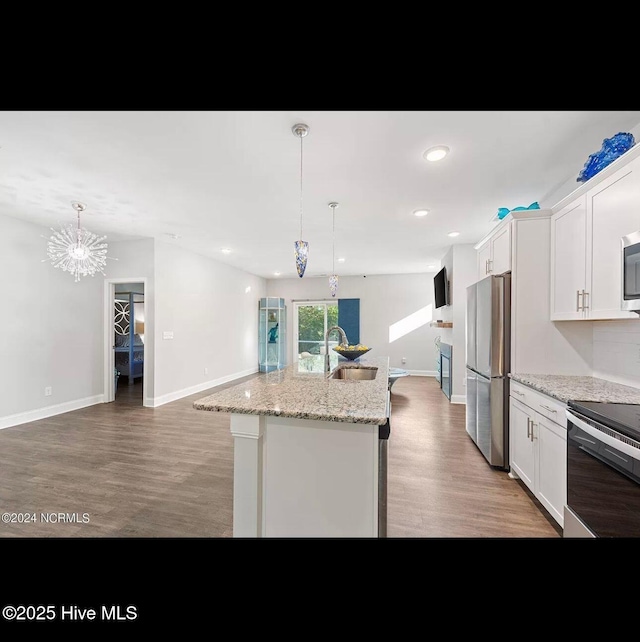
[0,375,561,538]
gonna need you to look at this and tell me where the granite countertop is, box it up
[509,373,640,404]
[193,355,390,425]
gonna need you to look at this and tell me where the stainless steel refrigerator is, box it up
[465,273,511,469]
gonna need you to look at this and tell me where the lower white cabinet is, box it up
[509,394,566,528]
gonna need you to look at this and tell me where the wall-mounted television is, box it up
[434,267,449,309]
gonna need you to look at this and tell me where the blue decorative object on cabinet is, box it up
[496,201,540,220]
[577,132,635,182]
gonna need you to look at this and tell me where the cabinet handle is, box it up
[526,417,531,439]
[582,290,589,311]
[540,404,557,413]
[513,390,525,396]
[576,290,583,311]
[487,259,493,274]
[485,259,489,275]
[530,422,536,441]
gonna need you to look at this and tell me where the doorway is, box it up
[104,278,149,407]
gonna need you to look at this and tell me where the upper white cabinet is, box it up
[477,240,491,281]
[476,222,511,281]
[490,224,511,275]
[550,197,587,320]
[551,151,640,320]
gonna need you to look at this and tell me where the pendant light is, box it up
[292,123,310,277]
[43,201,112,282]
[328,202,339,297]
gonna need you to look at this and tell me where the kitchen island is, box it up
[194,354,390,538]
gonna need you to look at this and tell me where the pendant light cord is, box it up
[332,206,335,273]
[299,135,304,240]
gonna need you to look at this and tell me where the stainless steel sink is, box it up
[330,367,378,380]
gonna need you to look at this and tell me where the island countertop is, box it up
[193,355,390,425]
[509,373,640,404]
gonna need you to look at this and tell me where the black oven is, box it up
[566,401,640,537]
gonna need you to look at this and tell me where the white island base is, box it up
[232,413,380,538]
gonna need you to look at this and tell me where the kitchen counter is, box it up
[194,354,391,537]
[193,355,390,425]
[509,373,640,404]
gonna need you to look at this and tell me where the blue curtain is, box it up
[338,298,360,345]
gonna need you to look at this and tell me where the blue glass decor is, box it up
[577,132,635,182]
[496,201,540,220]
[294,240,309,278]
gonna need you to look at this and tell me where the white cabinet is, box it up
[477,240,491,281]
[490,224,511,275]
[550,197,587,320]
[536,414,566,526]
[550,153,640,320]
[509,398,535,490]
[509,385,566,528]
[476,222,511,280]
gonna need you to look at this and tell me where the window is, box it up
[292,299,360,362]
[293,301,338,360]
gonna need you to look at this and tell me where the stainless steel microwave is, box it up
[622,230,640,312]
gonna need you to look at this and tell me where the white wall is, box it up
[266,273,440,374]
[153,241,267,404]
[592,319,640,387]
[437,244,477,403]
[108,240,155,401]
[451,245,478,403]
[0,214,104,427]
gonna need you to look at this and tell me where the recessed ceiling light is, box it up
[413,209,429,217]
[274,271,281,276]
[165,233,181,239]
[423,145,450,162]
[427,264,435,269]
[221,248,232,254]
[448,231,460,237]
[337,257,346,263]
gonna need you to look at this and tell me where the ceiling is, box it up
[2,110,640,279]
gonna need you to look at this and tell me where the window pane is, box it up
[297,305,325,355]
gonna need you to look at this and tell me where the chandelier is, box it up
[328,202,339,297]
[44,201,111,282]
[292,123,310,277]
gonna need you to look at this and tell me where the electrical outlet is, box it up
[204,367,208,375]
[44,387,52,397]
[401,357,406,364]
[163,331,174,340]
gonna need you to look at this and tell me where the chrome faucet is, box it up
[325,325,349,372]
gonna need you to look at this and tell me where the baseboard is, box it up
[150,367,259,407]
[451,394,466,405]
[406,370,437,377]
[0,394,105,430]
